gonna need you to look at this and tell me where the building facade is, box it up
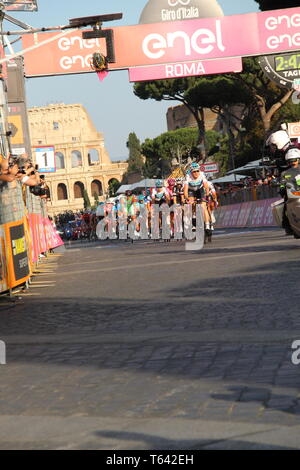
[167,103,245,134]
[28,103,127,216]
[167,104,221,132]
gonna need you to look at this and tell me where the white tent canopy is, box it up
[212,174,246,184]
[116,184,132,195]
[131,179,159,189]
[227,159,264,175]
[116,179,160,194]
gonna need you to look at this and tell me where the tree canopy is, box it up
[141,128,224,178]
[126,132,144,174]
[134,76,252,153]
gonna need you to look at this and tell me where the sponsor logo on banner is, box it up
[200,163,219,174]
[141,19,225,60]
[169,0,192,5]
[293,78,300,91]
[139,0,224,24]
[22,7,300,78]
[162,1,200,22]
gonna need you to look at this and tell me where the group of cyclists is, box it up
[55,210,98,241]
[98,162,218,241]
[53,129,300,242]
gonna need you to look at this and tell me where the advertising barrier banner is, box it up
[215,198,281,229]
[28,213,40,263]
[28,213,64,263]
[0,226,8,293]
[4,219,30,288]
[43,218,64,250]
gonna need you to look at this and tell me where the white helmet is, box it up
[285,147,300,161]
[266,130,291,150]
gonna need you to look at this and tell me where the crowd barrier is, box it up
[0,180,64,294]
[218,185,280,206]
[214,197,281,229]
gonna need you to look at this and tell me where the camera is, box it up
[8,155,30,171]
[8,155,19,168]
[30,184,46,197]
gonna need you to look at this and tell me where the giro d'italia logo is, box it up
[168,0,191,5]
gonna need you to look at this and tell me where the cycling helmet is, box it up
[285,147,300,161]
[155,179,163,188]
[190,162,200,170]
[167,178,176,186]
[266,130,291,150]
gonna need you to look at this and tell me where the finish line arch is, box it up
[0,6,299,85]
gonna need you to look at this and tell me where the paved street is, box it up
[1,229,300,449]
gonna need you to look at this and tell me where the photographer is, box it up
[1,154,38,187]
[0,156,15,183]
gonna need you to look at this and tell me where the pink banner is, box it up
[28,214,64,262]
[22,7,300,77]
[43,218,64,250]
[28,213,40,263]
[216,198,281,228]
[129,57,242,82]
[236,202,253,227]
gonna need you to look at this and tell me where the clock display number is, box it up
[275,54,300,72]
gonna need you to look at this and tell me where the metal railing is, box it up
[218,183,280,206]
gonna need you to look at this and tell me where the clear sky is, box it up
[6,0,260,161]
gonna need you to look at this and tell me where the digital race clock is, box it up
[258,53,300,90]
[274,53,300,73]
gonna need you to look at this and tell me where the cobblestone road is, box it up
[1,230,300,449]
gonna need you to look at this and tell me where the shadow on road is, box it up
[92,429,296,450]
[1,237,300,429]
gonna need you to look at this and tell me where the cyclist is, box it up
[166,178,176,205]
[183,162,210,231]
[207,179,218,231]
[174,178,185,205]
[152,180,170,235]
[152,180,170,205]
[127,194,140,237]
